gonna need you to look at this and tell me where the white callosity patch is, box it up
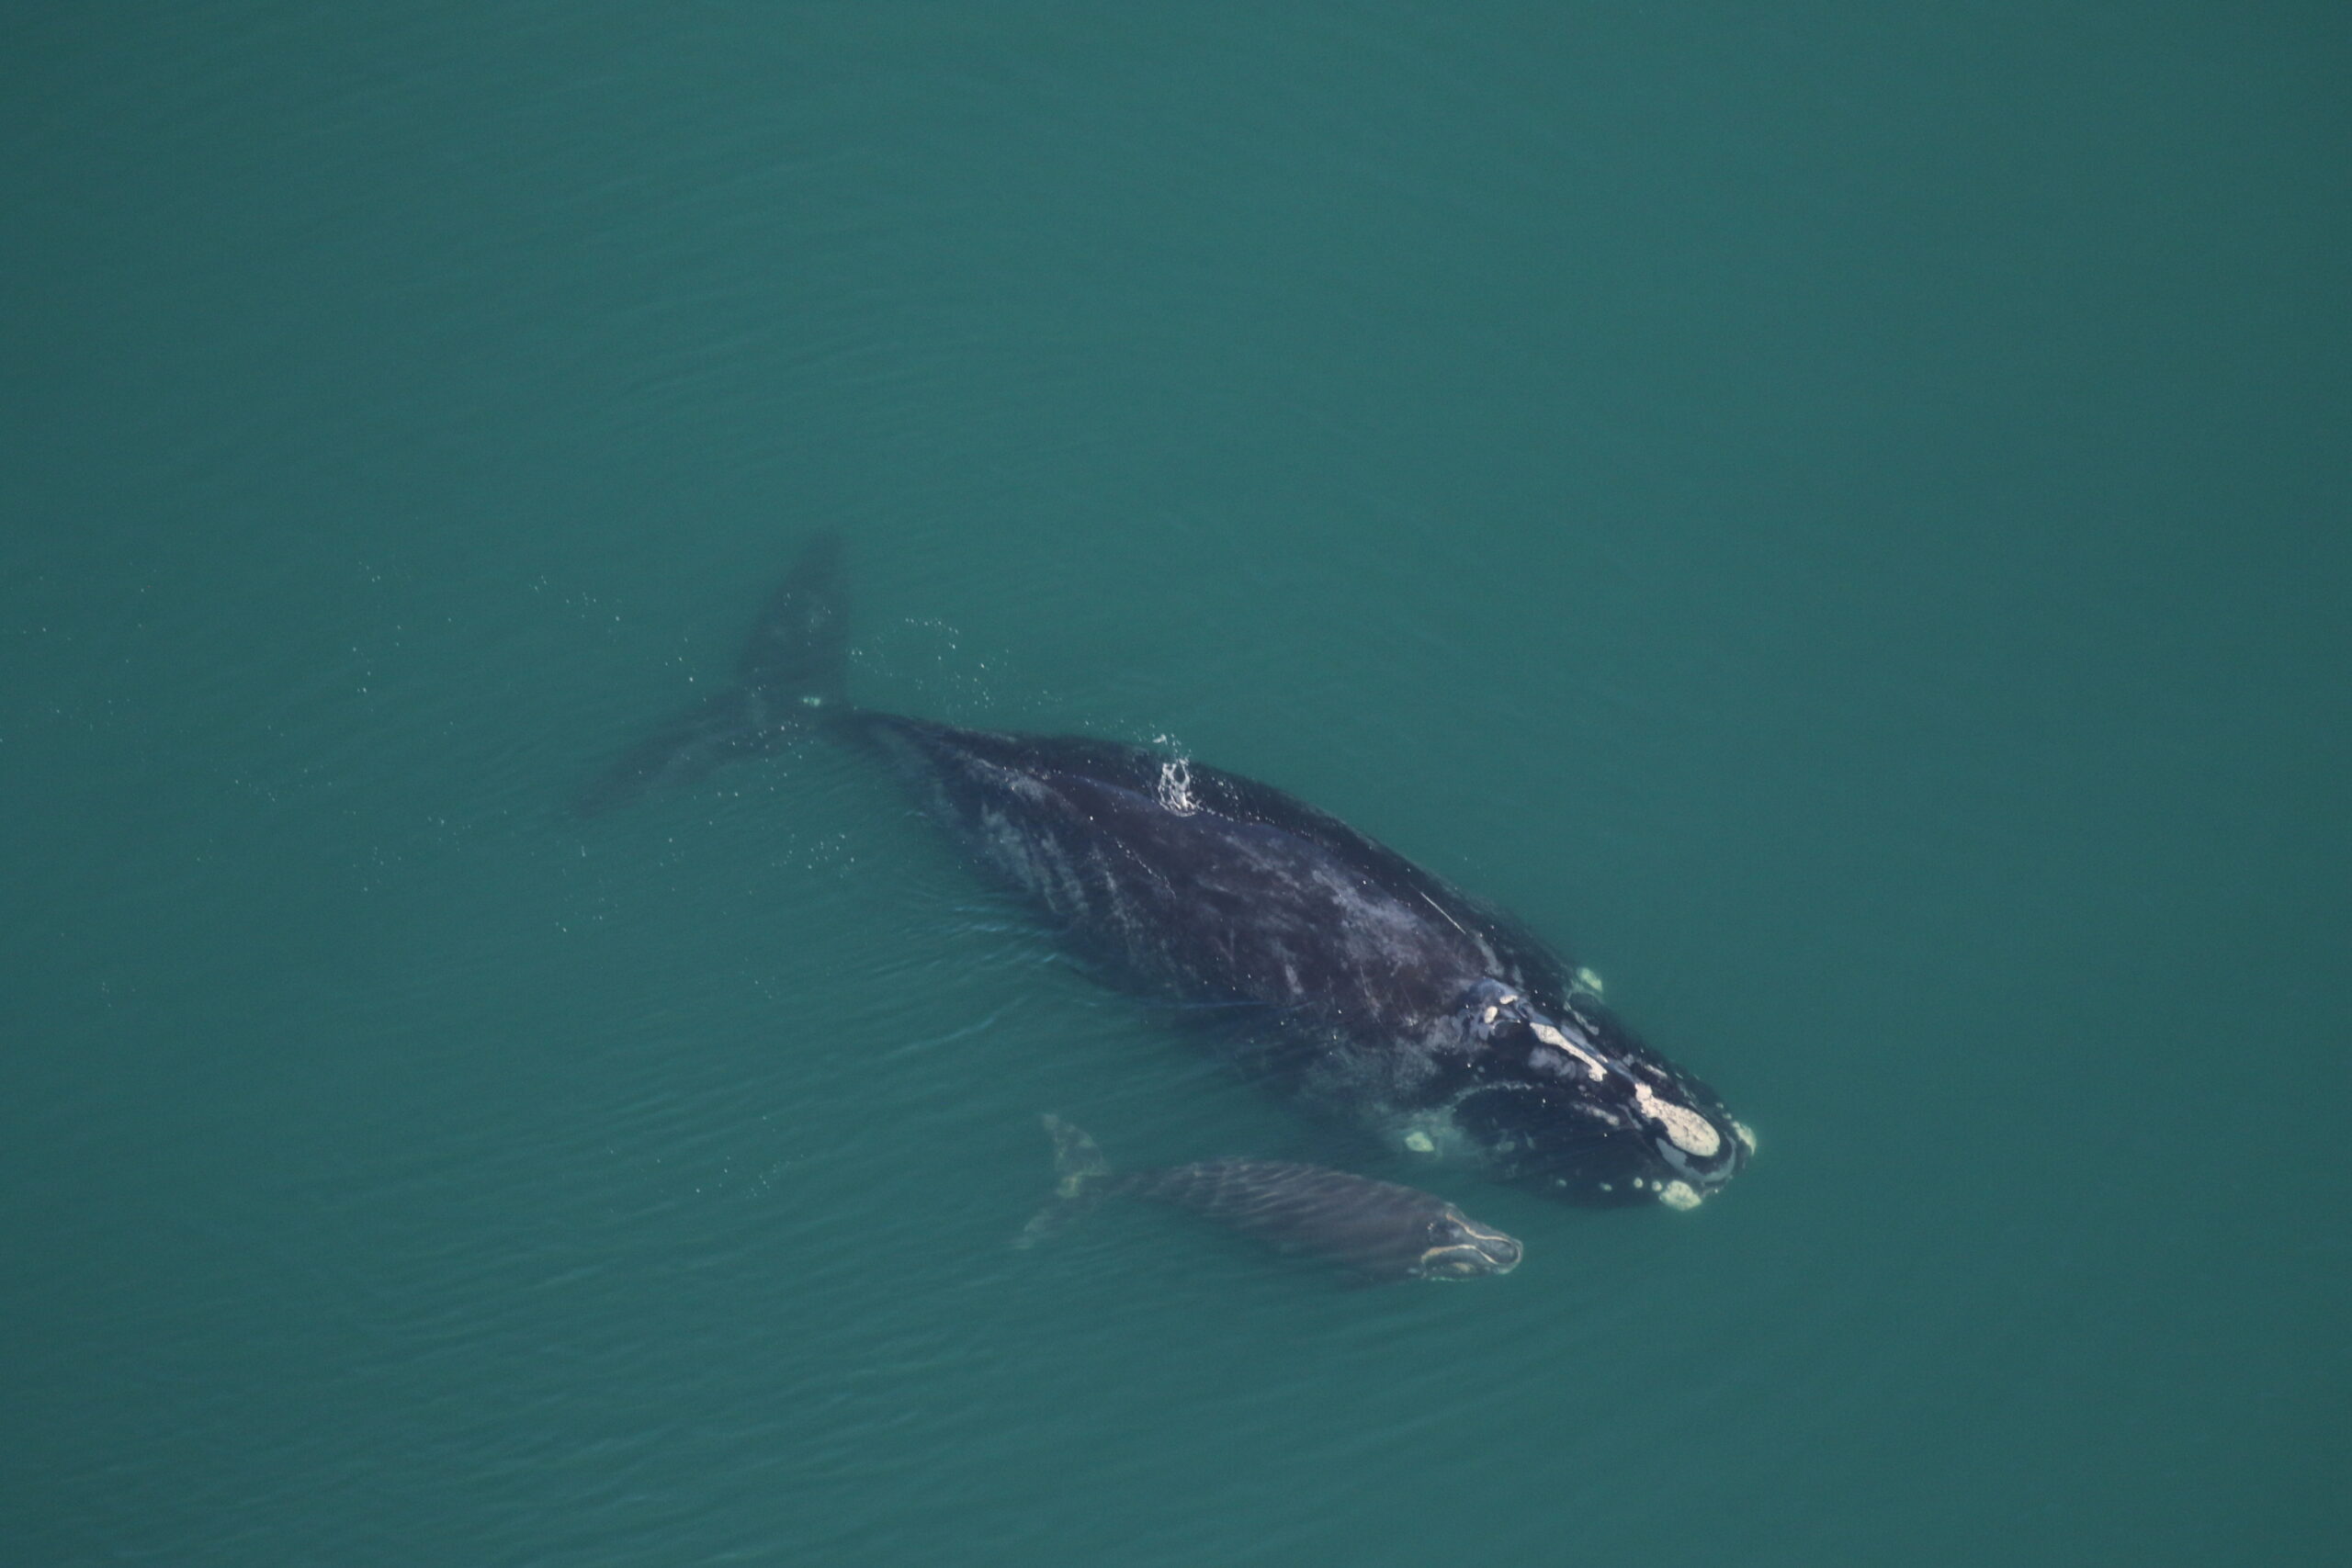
[1734,1122,1758,1156]
[1526,1020,1607,1081]
[1633,1082,1722,1158]
[1657,1180,1702,1211]
[1395,1111,1477,1161]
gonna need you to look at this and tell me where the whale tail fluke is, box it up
[575,532,851,816]
[734,529,849,709]
[1015,1114,1117,1248]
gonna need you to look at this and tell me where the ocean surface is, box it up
[5,5,2347,1564]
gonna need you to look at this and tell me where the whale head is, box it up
[1409,1208,1525,1279]
[1448,979,1751,1208]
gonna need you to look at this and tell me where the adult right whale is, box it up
[582,534,1754,1210]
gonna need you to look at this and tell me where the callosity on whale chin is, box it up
[582,532,1757,1209]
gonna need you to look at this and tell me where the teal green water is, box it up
[6,5,2348,1563]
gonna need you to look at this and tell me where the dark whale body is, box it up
[583,535,1752,1209]
[1022,1117,1521,1282]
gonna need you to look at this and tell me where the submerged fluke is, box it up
[574,531,850,815]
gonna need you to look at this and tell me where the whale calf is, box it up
[583,534,1753,1209]
[1020,1116,1521,1282]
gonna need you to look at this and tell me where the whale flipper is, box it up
[575,531,851,815]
